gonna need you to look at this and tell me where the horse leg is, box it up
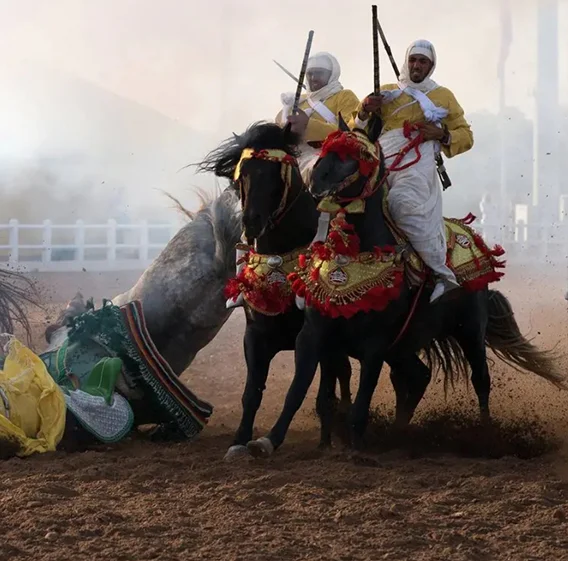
[454,296,491,423]
[389,366,409,426]
[316,352,352,450]
[316,357,337,450]
[335,353,352,414]
[247,318,324,458]
[456,333,491,423]
[224,327,276,461]
[389,354,431,428]
[350,353,385,451]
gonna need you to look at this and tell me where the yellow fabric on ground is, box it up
[0,338,66,456]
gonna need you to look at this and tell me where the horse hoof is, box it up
[247,437,274,459]
[223,445,249,462]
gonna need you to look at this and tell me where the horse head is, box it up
[44,291,88,345]
[198,122,304,242]
[310,115,385,204]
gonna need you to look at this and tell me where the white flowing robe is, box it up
[381,128,454,280]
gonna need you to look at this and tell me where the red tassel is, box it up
[291,278,306,295]
[491,245,505,257]
[312,242,331,260]
[224,278,242,300]
[301,271,404,319]
[462,271,504,292]
[299,254,307,269]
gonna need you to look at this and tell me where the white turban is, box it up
[408,41,435,62]
[399,39,438,93]
[280,51,344,108]
[307,53,334,73]
[379,39,447,123]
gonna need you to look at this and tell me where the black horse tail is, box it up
[485,290,568,390]
[423,337,469,396]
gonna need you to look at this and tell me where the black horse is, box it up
[246,117,566,457]
[198,124,355,460]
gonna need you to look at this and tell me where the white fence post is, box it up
[139,220,149,262]
[75,219,85,262]
[42,219,52,265]
[107,219,117,262]
[8,219,19,265]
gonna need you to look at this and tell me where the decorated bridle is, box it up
[233,148,304,239]
[315,129,384,215]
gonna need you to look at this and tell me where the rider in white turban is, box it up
[350,39,474,303]
[276,51,360,177]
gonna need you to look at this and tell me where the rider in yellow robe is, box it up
[349,40,474,303]
[276,51,360,174]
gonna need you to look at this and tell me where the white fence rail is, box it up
[0,219,180,272]
[0,218,567,273]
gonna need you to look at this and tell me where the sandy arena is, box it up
[2,265,568,560]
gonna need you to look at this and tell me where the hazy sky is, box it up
[0,0,566,220]
[1,0,566,136]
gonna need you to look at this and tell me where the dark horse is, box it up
[246,117,567,457]
[198,124,354,460]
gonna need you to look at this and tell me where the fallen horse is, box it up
[1,190,242,458]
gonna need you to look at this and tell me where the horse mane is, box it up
[197,188,242,278]
[0,269,42,346]
[161,186,241,277]
[195,122,302,179]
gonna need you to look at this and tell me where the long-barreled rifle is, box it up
[376,17,452,190]
[292,30,314,114]
[372,5,380,94]
[367,5,382,142]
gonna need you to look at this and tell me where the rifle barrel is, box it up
[292,30,314,114]
[372,5,380,94]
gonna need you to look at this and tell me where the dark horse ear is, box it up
[367,115,383,144]
[337,112,350,132]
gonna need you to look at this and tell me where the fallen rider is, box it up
[1,298,214,458]
[0,336,133,457]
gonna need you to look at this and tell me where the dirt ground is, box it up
[2,265,568,561]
